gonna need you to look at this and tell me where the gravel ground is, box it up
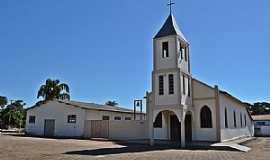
[0,135,269,160]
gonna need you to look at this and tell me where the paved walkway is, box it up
[0,135,269,160]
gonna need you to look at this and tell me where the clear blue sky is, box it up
[0,0,269,109]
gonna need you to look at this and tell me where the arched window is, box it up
[244,114,247,127]
[200,106,212,128]
[154,112,162,128]
[240,113,243,128]
[225,108,228,128]
[233,111,237,128]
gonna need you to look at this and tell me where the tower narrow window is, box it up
[188,77,191,97]
[159,75,164,95]
[184,46,188,61]
[168,74,174,94]
[162,42,169,58]
[182,75,186,94]
[181,47,185,60]
[225,108,228,128]
[233,111,237,128]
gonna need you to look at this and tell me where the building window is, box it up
[125,117,132,120]
[240,113,243,128]
[162,42,169,58]
[184,46,188,61]
[102,116,110,120]
[182,75,186,94]
[181,46,185,60]
[256,121,265,126]
[114,116,121,120]
[200,106,212,128]
[168,74,174,94]
[154,112,162,128]
[179,41,182,60]
[225,108,228,128]
[67,115,76,123]
[233,111,237,128]
[29,116,35,124]
[159,75,164,95]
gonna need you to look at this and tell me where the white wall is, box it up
[109,120,147,140]
[26,101,85,137]
[254,120,270,136]
[219,94,254,141]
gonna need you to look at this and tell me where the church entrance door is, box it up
[170,115,181,142]
[185,114,192,142]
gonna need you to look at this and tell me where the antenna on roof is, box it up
[167,0,175,14]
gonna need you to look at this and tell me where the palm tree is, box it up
[37,79,70,101]
[0,96,8,109]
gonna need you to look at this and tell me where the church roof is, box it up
[154,14,188,42]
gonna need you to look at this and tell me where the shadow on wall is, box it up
[64,142,239,156]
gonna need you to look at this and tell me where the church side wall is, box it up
[192,80,217,142]
[26,101,86,137]
[193,99,217,141]
[219,94,254,141]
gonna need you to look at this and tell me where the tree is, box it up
[37,79,70,101]
[1,100,26,129]
[0,96,8,109]
[105,100,118,106]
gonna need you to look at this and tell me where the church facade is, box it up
[146,14,254,147]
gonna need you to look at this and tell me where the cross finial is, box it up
[167,0,175,14]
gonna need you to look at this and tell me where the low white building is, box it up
[26,100,146,139]
[252,115,270,136]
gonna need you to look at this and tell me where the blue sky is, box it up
[0,0,269,109]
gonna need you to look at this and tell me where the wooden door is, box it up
[91,120,109,138]
[44,119,55,137]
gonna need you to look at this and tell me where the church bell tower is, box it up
[146,6,192,147]
[152,13,191,107]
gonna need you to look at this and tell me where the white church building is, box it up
[26,13,254,148]
[146,13,254,147]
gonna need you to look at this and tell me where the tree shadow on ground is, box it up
[64,142,239,156]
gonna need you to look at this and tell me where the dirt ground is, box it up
[0,135,270,160]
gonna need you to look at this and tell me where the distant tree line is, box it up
[248,102,270,115]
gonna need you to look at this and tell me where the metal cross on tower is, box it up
[167,0,175,14]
